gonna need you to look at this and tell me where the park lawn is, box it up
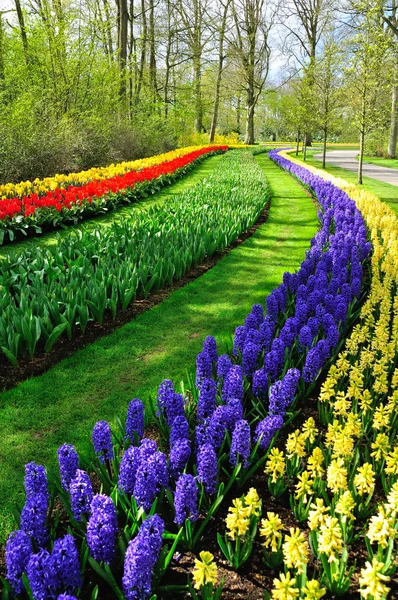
[0,153,224,260]
[299,149,398,216]
[362,156,398,170]
[0,153,318,543]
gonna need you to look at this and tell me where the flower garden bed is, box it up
[0,150,269,366]
[0,146,227,244]
[4,147,395,600]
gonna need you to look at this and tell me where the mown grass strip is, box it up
[0,153,318,543]
[0,153,224,261]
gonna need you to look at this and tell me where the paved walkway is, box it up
[313,150,398,187]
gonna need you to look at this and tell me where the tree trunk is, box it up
[236,95,241,133]
[136,0,147,103]
[358,128,365,185]
[118,0,128,100]
[322,126,327,169]
[0,14,4,81]
[303,133,307,161]
[388,85,398,159]
[209,0,230,143]
[102,0,114,61]
[296,128,300,156]
[14,0,30,67]
[244,84,255,144]
[149,0,158,106]
[193,53,203,133]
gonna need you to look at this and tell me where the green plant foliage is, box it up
[0,150,270,364]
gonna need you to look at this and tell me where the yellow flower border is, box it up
[0,145,227,200]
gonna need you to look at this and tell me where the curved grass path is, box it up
[0,153,224,260]
[0,153,318,543]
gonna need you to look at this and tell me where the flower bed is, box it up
[2,149,379,599]
[0,146,227,244]
[0,150,269,365]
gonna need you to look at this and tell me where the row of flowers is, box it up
[1,149,376,599]
[0,150,268,365]
[0,146,224,201]
[0,146,227,244]
[258,149,398,600]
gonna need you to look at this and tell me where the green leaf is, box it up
[44,322,69,352]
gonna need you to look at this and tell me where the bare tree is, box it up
[209,0,232,142]
[230,0,273,144]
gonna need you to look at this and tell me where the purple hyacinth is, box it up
[20,493,48,547]
[203,336,218,362]
[254,415,284,450]
[307,316,320,336]
[303,342,327,383]
[169,415,189,447]
[27,549,58,600]
[118,446,140,495]
[195,421,208,449]
[266,291,279,321]
[148,451,169,489]
[70,469,93,522]
[5,530,32,594]
[125,398,145,444]
[156,379,174,417]
[233,325,247,355]
[245,313,258,330]
[24,463,49,501]
[197,444,218,495]
[207,406,229,449]
[197,377,217,421]
[122,516,164,600]
[226,398,244,430]
[58,444,79,491]
[86,495,117,564]
[52,534,82,591]
[230,420,251,467]
[252,368,269,398]
[300,325,313,348]
[217,354,232,380]
[251,303,264,326]
[335,299,348,323]
[196,351,213,388]
[170,439,191,478]
[242,342,260,377]
[92,421,113,464]
[174,474,198,526]
[156,379,184,426]
[222,365,244,403]
[57,595,78,600]
[139,438,158,463]
[259,321,274,351]
[134,462,158,512]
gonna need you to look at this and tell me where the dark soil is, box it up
[0,202,270,392]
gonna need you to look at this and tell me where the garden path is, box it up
[313,149,398,186]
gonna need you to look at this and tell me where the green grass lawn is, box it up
[0,153,224,260]
[298,149,398,215]
[362,156,398,170]
[0,153,318,543]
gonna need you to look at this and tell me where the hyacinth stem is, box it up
[88,557,125,600]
